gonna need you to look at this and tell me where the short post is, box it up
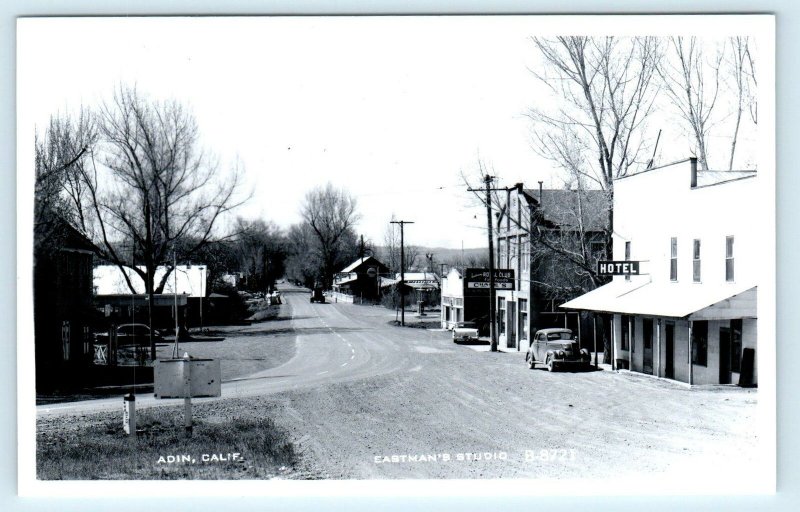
[593,315,598,368]
[182,352,193,434]
[123,393,136,435]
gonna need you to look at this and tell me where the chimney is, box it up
[538,180,543,204]
[690,157,698,188]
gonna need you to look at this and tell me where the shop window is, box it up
[670,237,678,281]
[693,239,701,282]
[519,299,528,340]
[726,236,735,282]
[692,320,708,366]
[731,319,742,372]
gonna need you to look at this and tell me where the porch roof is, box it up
[560,278,757,319]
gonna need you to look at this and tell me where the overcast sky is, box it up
[18,16,768,249]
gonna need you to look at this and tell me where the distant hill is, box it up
[371,246,489,271]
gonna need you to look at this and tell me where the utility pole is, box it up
[468,175,504,352]
[390,220,414,326]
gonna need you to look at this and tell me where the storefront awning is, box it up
[560,278,757,319]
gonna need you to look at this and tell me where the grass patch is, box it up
[37,405,296,480]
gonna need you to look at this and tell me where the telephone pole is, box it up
[468,175,502,352]
[390,220,414,326]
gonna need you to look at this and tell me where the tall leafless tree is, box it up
[659,36,757,171]
[528,36,661,265]
[658,36,723,170]
[726,36,758,169]
[299,182,361,288]
[234,217,286,292]
[34,109,97,252]
[45,86,245,357]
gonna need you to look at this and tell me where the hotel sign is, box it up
[598,260,640,276]
[464,268,515,290]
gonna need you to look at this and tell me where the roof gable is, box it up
[339,255,390,273]
[522,188,608,232]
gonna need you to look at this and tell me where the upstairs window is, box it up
[670,237,678,281]
[520,235,530,276]
[726,236,735,282]
[693,239,701,282]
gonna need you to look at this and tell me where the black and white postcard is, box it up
[16,14,776,498]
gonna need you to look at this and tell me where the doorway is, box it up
[719,326,732,384]
[507,303,517,349]
[665,323,675,379]
[643,318,653,375]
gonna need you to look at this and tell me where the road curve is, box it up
[36,284,433,416]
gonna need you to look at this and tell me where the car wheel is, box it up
[546,355,555,372]
[528,355,536,370]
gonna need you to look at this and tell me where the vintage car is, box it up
[94,323,163,346]
[310,286,325,303]
[452,321,479,343]
[525,328,591,371]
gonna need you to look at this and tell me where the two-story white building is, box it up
[562,158,758,386]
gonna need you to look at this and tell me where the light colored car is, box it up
[525,328,591,371]
[452,321,479,343]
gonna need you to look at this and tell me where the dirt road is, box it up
[36,284,763,481]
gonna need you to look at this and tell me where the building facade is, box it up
[440,268,493,336]
[34,220,96,391]
[562,158,758,385]
[331,256,389,304]
[493,184,608,352]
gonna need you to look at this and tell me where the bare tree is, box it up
[299,183,361,288]
[658,36,724,170]
[52,86,244,357]
[726,36,758,169]
[34,109,97,251]
[528,36,661,265]
[381,215,402,274]
[285,222,320,287]
[234,218,286,292]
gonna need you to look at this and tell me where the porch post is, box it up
[688,320,694,385]
[611,315,617,371]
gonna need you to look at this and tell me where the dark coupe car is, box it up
[525,328,591,371]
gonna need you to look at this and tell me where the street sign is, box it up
[367,267,377,278]
[597,260,640,276]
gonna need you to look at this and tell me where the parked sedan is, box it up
[452,321,479,343]
[95,323,163,346]
[525,328,591,371]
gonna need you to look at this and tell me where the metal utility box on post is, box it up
[154,354,221,433]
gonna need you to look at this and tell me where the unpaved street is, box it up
[37,284,762,480]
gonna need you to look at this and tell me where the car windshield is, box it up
[546,332,573,341]
[458,322,476,328]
